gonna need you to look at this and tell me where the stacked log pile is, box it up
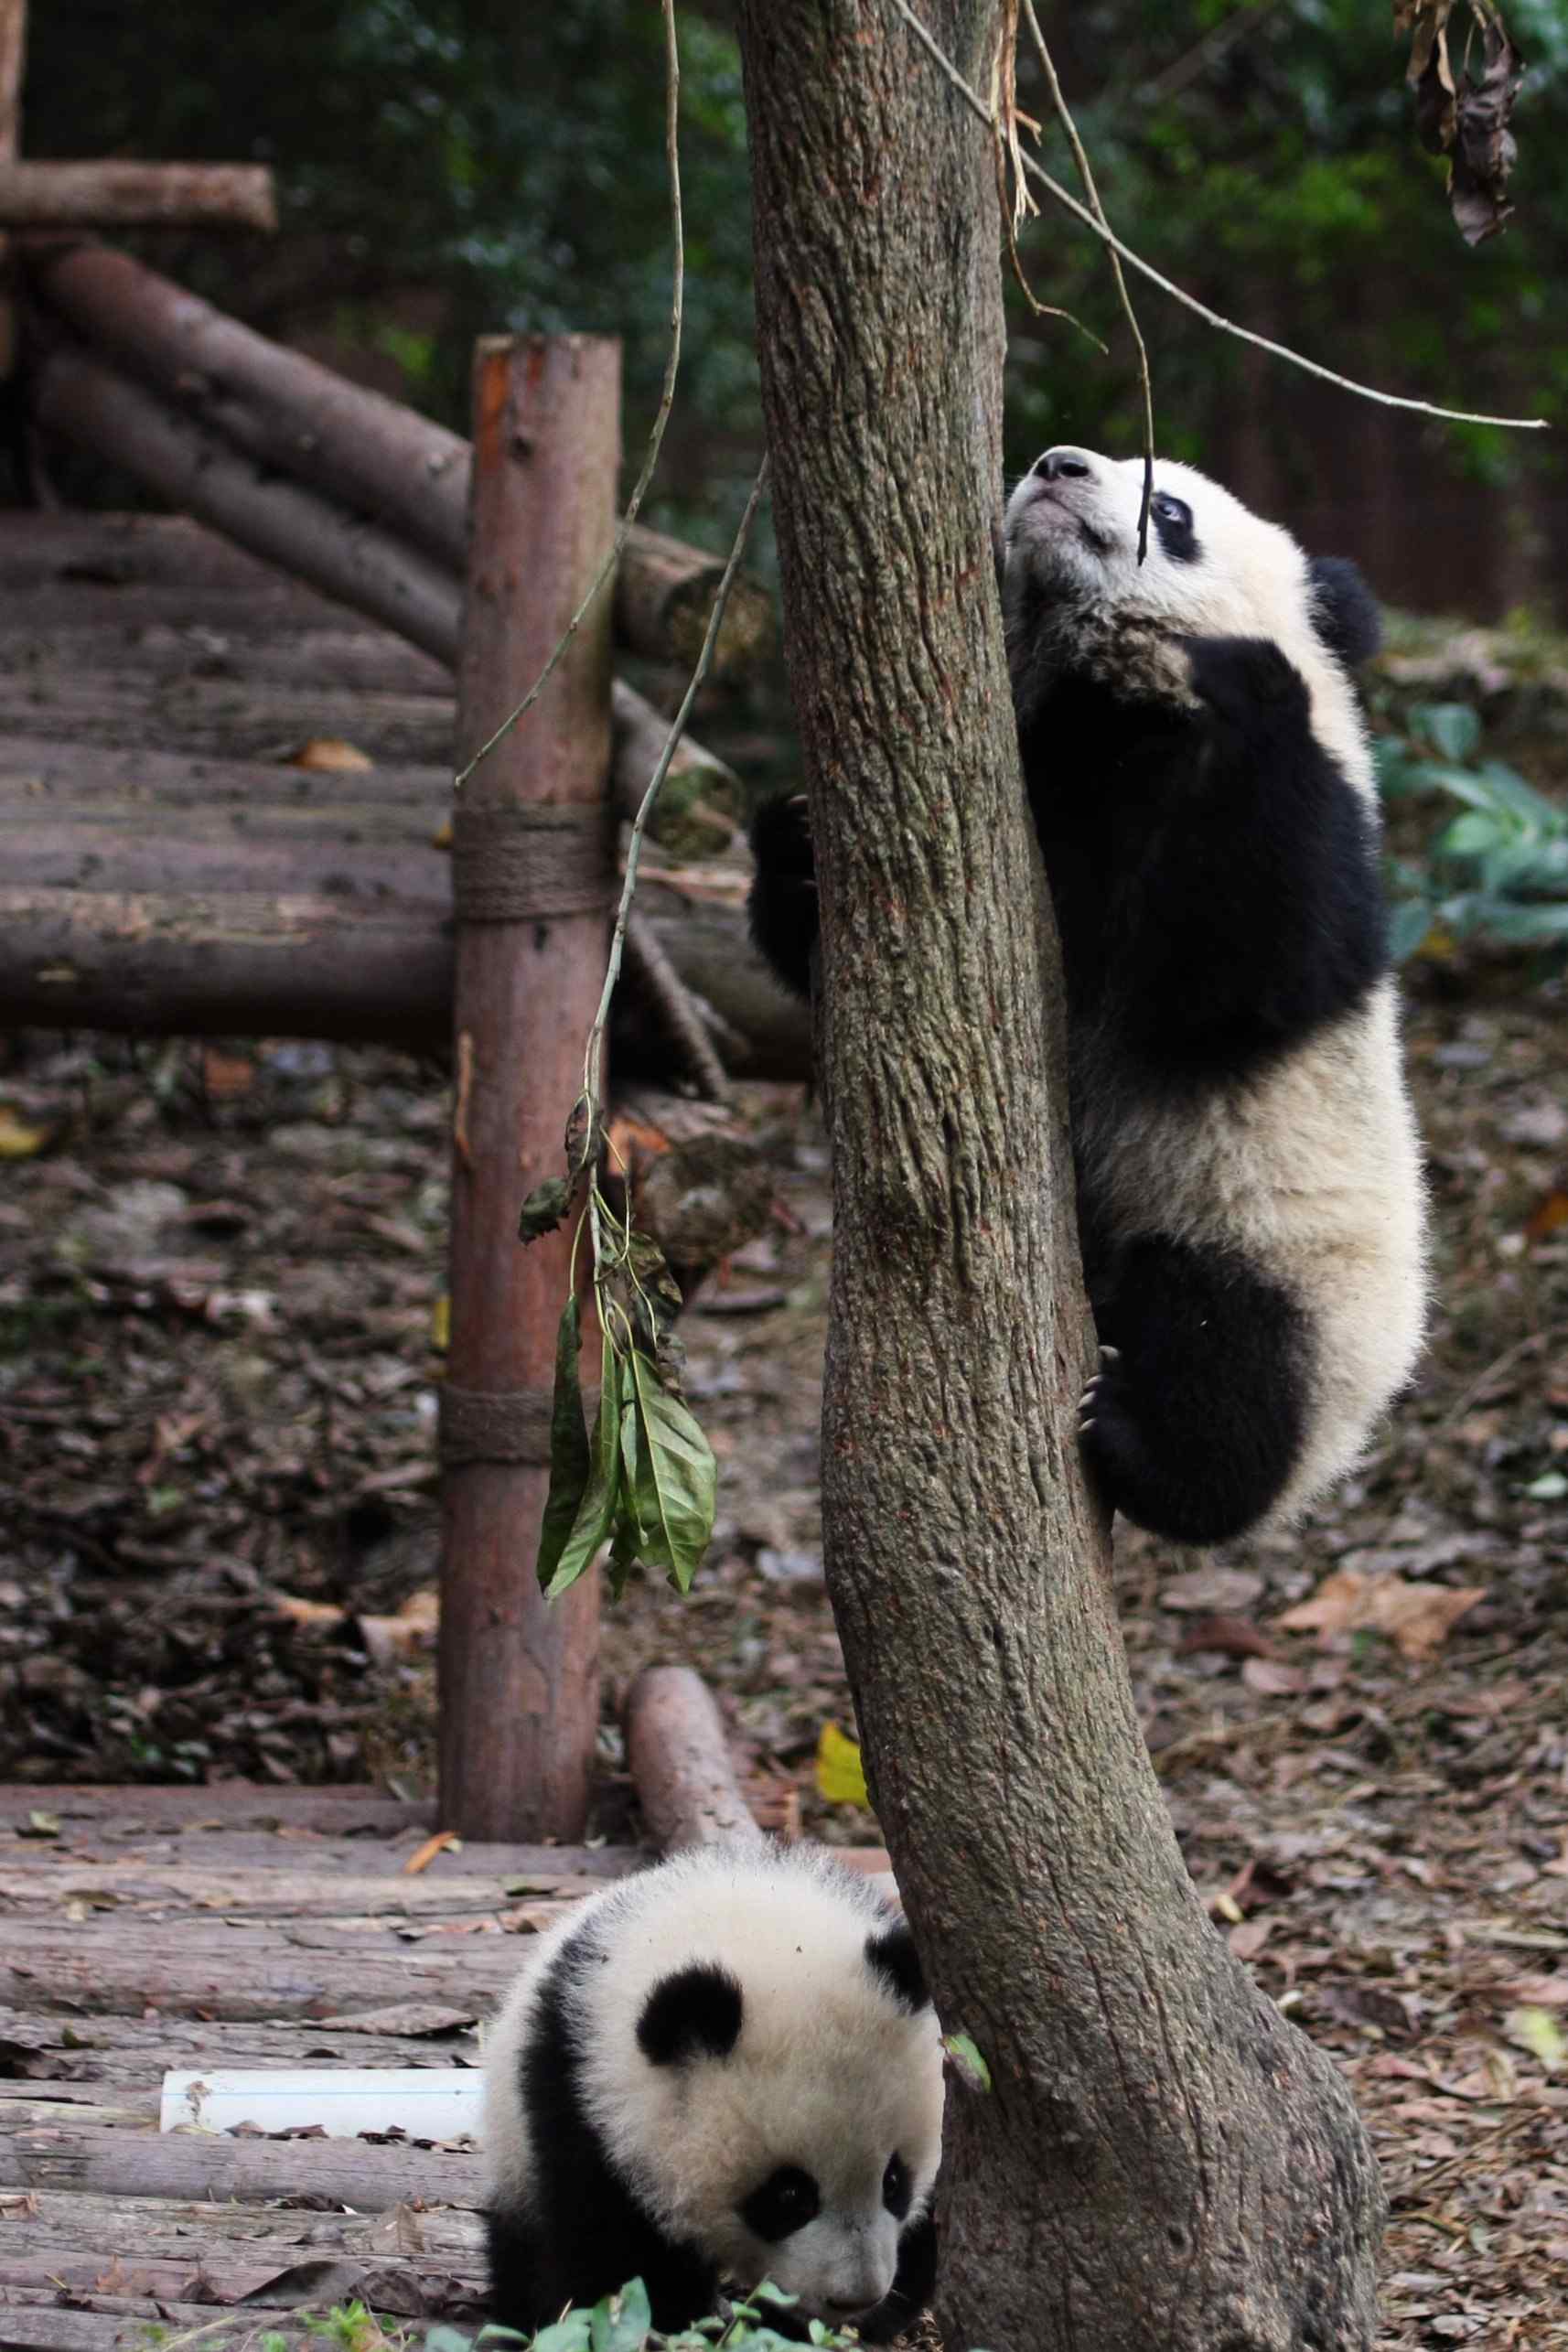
[2,243,810,1084]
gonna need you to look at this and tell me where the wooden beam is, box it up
[0,2117,484,2212]
[26,242,772,671]
[30,338,462,664]
[0,161,276,230]
[436,335,616,1842]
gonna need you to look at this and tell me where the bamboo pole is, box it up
[436,336,618,1841]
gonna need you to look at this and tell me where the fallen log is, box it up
[1,1918,524,2021]
[26,242,772,672]
[0,720,800,1071]
[0,163,276,231]
[5,2185,485,2260]
[0,875,807,1073]
[0,2240,484,2324]
[624,1666,763,1852]
[0,2119,484,2213]
[0,1862,593,1918]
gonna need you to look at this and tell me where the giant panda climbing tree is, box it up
[733,4,1386,2347]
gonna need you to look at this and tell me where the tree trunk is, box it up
[734,7,1384,2349]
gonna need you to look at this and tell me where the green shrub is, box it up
[425,2281,868,2352]
[1378,701,1568,961]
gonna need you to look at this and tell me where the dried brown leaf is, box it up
[287,736,374,772]
[1276,1567,1487,1659]
[1160,1566,1264,1614]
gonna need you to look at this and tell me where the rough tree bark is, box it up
[734,5,1384,2349]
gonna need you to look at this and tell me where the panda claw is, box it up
[1099,1345,1122,1365]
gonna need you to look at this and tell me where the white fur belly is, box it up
[1079,982,1428,1518]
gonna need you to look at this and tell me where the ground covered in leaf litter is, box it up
[0,956,1565,2349]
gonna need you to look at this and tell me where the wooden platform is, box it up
[0,1782,641,2349]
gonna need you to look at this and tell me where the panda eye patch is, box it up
[1149,492,1200,564]
[740,2164,821,2243]
[882,2153,912,2218]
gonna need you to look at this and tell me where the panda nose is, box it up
[1033,447,1093,481]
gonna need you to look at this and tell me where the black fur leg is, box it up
[856,2211,940,2345]
[747,793,819,1001]
[1081,1236,1308,1545]
[509,1957,721,2335]
[485,2204,546,2338]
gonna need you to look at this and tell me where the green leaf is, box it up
[535,1296,593,1590]
[1438,811,1508,860]
[1480,901,1568,943]
[590,2279,652,2352]
[621,1349,716,1592]
[1387,898,1435,962]
[531,2319,594,2352]
[541,1344,624,1599]
[1419,701,1482,763]
[943,2031,993,2092]
[519,1176,574,1244]
[605,1515,641,1604]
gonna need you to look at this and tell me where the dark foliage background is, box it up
[18,0,1568,613]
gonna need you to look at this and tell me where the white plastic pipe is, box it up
[160,2067,486,2140]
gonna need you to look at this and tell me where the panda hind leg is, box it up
[1080,1234,1308,1546]
[485,2204,548,2337]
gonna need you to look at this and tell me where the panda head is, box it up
[604,1884,943,2329]
[1002,446,1381,673]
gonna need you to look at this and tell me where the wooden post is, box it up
[0,0,26,377]
[437,336,618,1842]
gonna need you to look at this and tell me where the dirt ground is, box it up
[1,953,1565,2347]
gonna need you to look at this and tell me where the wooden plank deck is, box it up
[0,1783,641,2349]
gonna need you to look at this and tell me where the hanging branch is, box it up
[455,0,686,790]
[519,461,771,1607]
[887,0,1548,432]
[989,5,1106,352]
[1020,0,1157,561]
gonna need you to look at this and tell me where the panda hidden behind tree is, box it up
[483,1841,944,2343]
[749,447,1428,1548]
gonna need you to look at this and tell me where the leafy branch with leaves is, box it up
[517,461,770,1603]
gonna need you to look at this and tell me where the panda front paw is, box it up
[1185,635,1310,734]
[747,793,820,1002]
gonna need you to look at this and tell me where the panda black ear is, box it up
[865,1923,929,2013]
[637,1963,744,2066]
[1307,556,1381,669]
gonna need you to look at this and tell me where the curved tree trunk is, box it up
[734,5,1384,2348]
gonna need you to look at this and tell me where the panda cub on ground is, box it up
[749,448,1427,1547]
[484,1841,944,2342]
